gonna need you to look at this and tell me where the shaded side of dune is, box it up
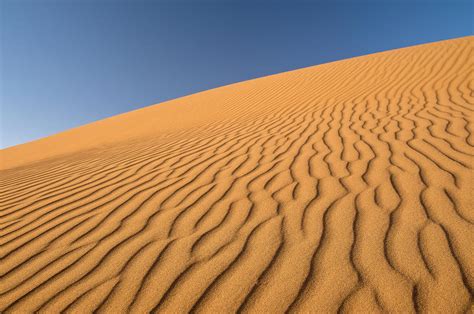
[0,36,473,313]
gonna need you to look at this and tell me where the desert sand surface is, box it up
[1,36,473,313]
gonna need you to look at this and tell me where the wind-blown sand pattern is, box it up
[1,37,473,313]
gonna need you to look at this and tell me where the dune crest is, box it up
[1,37,473,313]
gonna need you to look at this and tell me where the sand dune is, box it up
[1,36,473,313]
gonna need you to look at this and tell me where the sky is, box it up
[1,0,472,148]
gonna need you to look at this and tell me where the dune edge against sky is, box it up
[1,36,472,170]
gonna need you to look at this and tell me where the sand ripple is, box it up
[1,37,473,313]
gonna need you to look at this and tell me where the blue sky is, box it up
[1,0,472,148]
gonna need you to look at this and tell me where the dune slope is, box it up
[1,37,473,313]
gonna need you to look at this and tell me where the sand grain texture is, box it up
[1,37,473,313]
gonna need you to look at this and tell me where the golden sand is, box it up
[0,36,473,313]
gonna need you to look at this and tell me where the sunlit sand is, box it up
[1,36,472,313]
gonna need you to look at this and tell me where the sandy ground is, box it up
[0,36,473,313]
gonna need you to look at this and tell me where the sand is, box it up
[0,36,473,313]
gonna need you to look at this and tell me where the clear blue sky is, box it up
[1,0,472,148]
